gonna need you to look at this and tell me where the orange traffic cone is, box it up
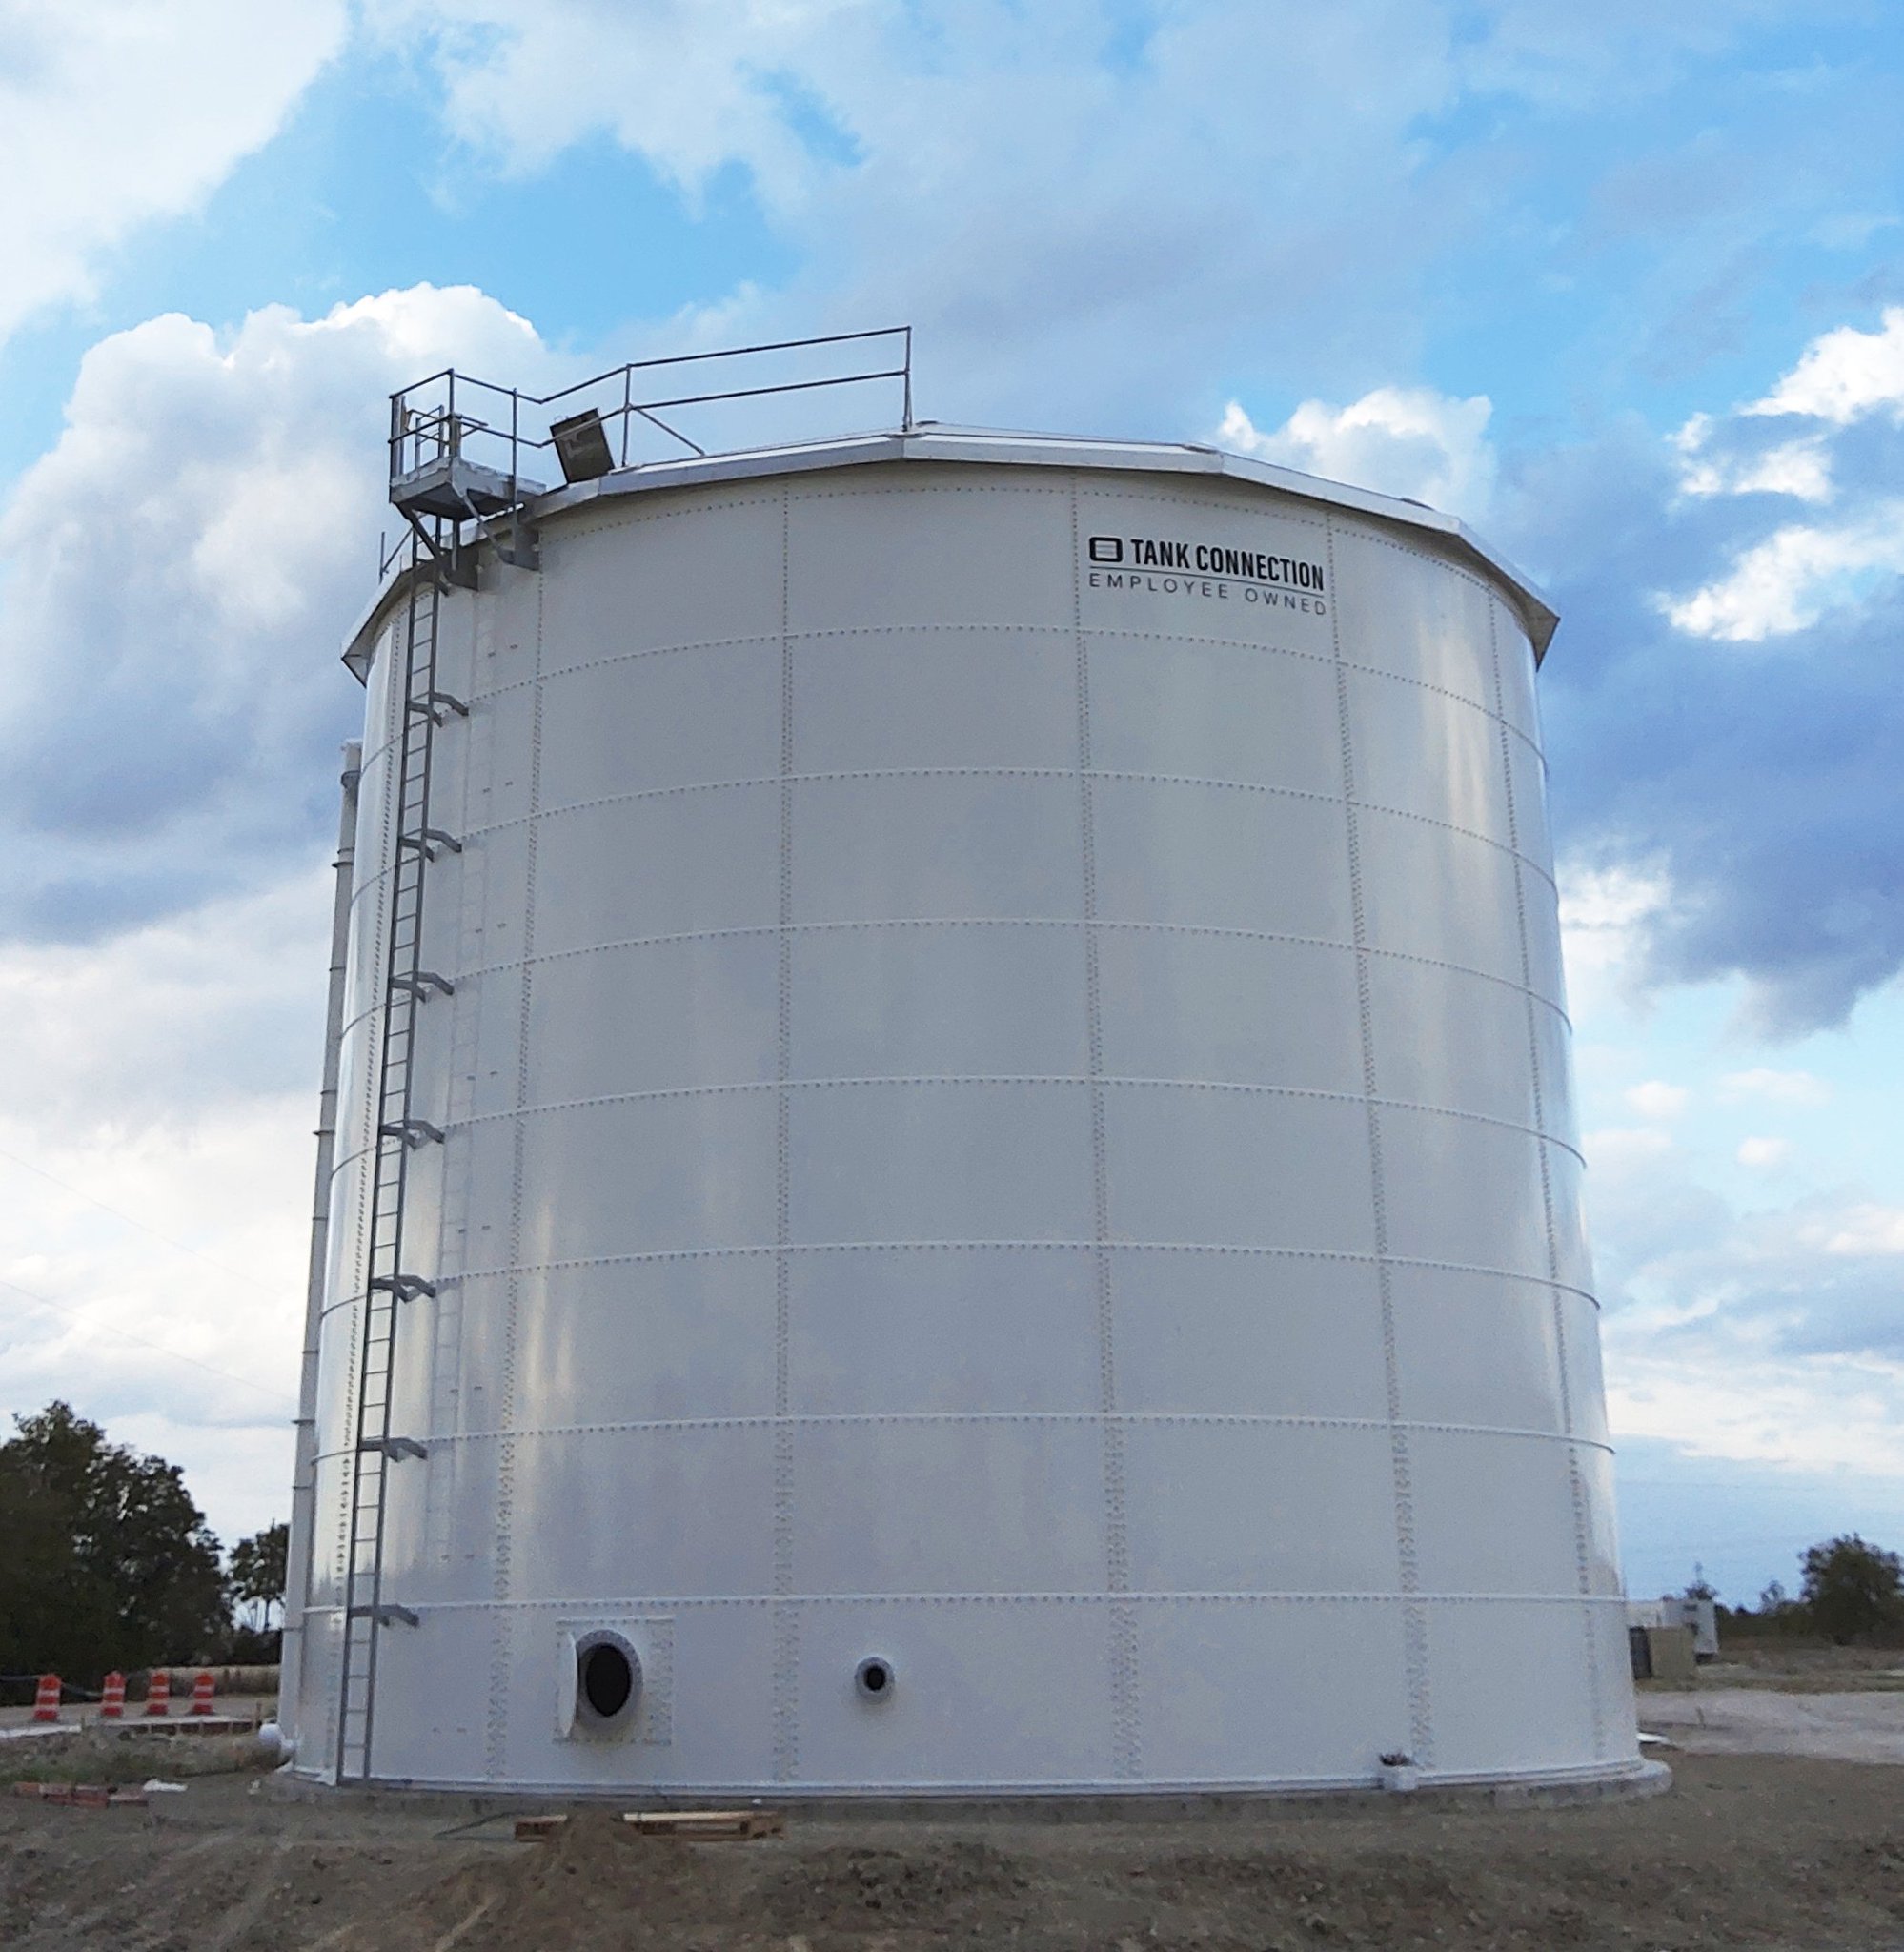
[188,1671,215,1717]
[144,1670,171,1718]
[30,1675,60,1723]
[99,1672,126,1719]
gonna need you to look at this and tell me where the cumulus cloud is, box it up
[1505,327,1904,1029]
[1748,305,1904,425]
[0,284,557,940]
[1555,861,1671,1020]
[1664,499,1904,640]
[0,1,345,346]
[1216,388,1496,522]
[1654,312,1904,643]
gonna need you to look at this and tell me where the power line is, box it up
[0,1273,296,1412]
[0,1142,282,1297]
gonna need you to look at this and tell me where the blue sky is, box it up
[0,0,1900,1604]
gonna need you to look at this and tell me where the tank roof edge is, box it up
[341,426,1558,674]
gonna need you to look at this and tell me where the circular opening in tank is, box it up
[580,1640,635,1719]
[855,1657,894,1700]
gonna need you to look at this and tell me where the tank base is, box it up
[269,1758,1670,1819]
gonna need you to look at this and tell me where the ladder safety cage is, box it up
[384,326,914,567]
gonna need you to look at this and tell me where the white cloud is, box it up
[1813,1205,1904,1257]
[1736,1136,1792,1169]
[364,3,1505,432]
[0,278,595,1541]
[1720,1068,1832,1107]
[1217,388,1496,522]
[1556,859,1671,1018]
[1605,1349,1904,1477]
[1662,500,1904,640]
[0,868,334,1543]
[373,0,861,200]
[1627,1080,1690,1120]
[1748,305,1904,425]
[0,284,556,936]
[0,1,345,347]
[1671,415,1833,502]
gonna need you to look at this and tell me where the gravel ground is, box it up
[1640,1688,1904,1763]
[4,1751,1904,1951]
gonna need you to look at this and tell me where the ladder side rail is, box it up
[357,569,447,1756]
[334,539,449,1780]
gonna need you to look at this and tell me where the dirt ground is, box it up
[3,1750,1903,1952]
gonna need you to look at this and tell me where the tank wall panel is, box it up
[1121,1422,1405,1594]
[791,774,1084,924]
[789,924,1091,1080]
[796,627,1078,772]
[1106,1252,1390,1423]
[1388,1267,1566,1433]
[785,1248,1102,1415]
[793,1600,1119,1788]
[1367,957,1540,1129]
[1422,1599,1603,1777]
[1084,634,1345,797]
[1094,930,1365,1095]
[537,638,782,806]
[1135,1601,1412,1785]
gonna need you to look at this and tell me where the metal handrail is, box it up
[387,325,913,508]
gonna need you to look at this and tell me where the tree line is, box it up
[0,1400,286,1696]
[1723,1535,1904,1645]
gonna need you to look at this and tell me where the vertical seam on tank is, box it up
[1487,602,1606,1756]
[486,575,543,1781]
[1327,514,1432,1767]
[1074,478,1140,1779]
[771,482,800,1783]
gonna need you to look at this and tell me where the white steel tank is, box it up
[281,421,1640,1796]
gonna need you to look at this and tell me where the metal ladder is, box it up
[334,520,466,1782]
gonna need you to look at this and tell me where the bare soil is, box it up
[5,1753,1904,1951]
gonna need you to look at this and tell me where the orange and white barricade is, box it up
[144,1670,170,1718]
[99,1672,126,1719]
[30,1675,60,1722]
[188,1671,215,1717]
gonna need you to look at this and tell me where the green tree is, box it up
[229,1521,288,1632]
[0,1400,228,1683]
[1800,1534,1904,1644]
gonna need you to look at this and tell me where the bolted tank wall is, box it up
[283,436,1638,1794]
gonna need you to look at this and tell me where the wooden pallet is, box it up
[514,1808,783,1842]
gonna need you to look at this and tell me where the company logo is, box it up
[1083,533,1327,614]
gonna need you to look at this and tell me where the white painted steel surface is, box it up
[285,442,1637,1793]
